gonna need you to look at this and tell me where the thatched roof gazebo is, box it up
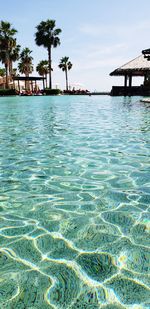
[110,50,150,96]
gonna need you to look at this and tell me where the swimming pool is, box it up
[0,95,149,308]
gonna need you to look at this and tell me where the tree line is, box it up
[0,19,73,90]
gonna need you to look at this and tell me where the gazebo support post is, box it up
[129,75,132,96]
[129,75,132,88]
[13,79,15,89]
[18,80,20,93]
[124,75,128,96]
[124,75,127,87]
[144,74,147,85]
[35,80,37,93]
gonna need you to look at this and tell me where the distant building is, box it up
[0,76,4,88]
[110,49,150,96]
[0,76,12,89]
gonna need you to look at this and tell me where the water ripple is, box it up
[0,95,150,308]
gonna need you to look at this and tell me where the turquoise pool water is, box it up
[0,95,150,308]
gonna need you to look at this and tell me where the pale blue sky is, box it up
[1,0,150,91]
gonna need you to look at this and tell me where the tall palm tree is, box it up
[0,21,17,88]
[58,57,72,91]
[18,47,33,90]
[36,60,49,88]
[35,19,62,89]
[9,44,20,78]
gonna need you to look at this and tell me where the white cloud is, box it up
[79,20,150,37]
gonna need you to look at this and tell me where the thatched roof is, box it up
[110,54,150,76]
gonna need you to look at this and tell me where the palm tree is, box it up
[35,19,62,89]
[59,57,72,91]
[0,21,17,88]
[9,44,20,78]
[18,48,33,90]
[36,60,49,88]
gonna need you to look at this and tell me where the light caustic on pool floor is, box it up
[0,95,150,308]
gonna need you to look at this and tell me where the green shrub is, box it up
[43,88,62,95]
[0,89,18,96]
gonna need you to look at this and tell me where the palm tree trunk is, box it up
[46,74,48,88]
[9,61,13,82]
[43,76,45,90]
[65,69,68,91]
[31,81,33,92]
[26,73,30,90]
[18,79,20,92]
[5,63,9,89]
[25,76,27,90]
[48,46,52,89]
